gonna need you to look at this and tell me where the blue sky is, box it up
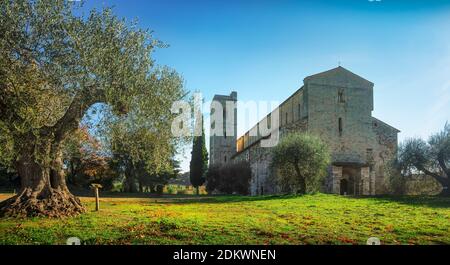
[79,0,450,172]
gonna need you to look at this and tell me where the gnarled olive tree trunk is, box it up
[418,165,449,197]
[435,176,450,197]
[0,89,103,217]
[0,135,84,217]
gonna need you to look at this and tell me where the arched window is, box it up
[338,90,345,103]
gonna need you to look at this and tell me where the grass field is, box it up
[0,193,449,245]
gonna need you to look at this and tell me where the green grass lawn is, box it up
[0,193,449,245]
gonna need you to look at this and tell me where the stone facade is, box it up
[209,67,399,196]
[209,92,237,166]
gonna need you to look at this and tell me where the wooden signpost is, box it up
[90,183,103,211]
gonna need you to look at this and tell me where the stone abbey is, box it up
[209,67,399,195]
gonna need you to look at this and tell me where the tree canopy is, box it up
[0,0,186,217]
[189,117,208,195]
[271,133,330,194]
[396,123,450,196]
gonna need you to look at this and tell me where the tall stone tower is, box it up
[209,91,237,166]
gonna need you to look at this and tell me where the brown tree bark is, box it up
[436,177,449,197]
[437,154,450,197]
[0,136,84,217]
[294,163,306,194]
[418,165,449,197]
[124,175,138,193]
[123,160,138,193]
[138,181,144,193]
[0,88,104,217]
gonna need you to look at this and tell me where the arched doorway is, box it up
[342,167,359,195]
[340,179,348,195]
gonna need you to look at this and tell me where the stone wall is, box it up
[305,82,374,165]
[371,117,399,193]
[233,140,276,195]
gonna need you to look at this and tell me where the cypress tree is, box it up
[190,117,208,195]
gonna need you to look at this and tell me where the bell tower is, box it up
[209,91,237,166]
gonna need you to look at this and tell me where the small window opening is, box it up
[338,90,345,103]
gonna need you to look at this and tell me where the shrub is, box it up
[206,164,221,193]
[166,185,177,195]
[227,161,252,195]
[206,162,252,195]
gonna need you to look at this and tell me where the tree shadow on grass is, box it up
[364,195,450,209]
[144,194,450,208]
[73,191,305,205]
[72,190,450,208]
[182,194,304,204]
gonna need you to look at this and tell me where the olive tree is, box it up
[396,123,450,196]
[271,133,330,194]
[0,0,184,217]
